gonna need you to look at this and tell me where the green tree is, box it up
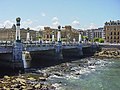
[99,38,104,43]
[94,38,104,43]
[94,38,99,42]
[82,36,88,41]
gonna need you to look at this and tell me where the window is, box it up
[118,32,119,35]
[114,32,116,35]
[114,28,116,30]
[114,36,116,39]
[110,32,112,35]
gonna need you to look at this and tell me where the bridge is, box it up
[0,17,98,71]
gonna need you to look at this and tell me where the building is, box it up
[42,25,79,42]
[0,24,37,42]
[83,28,104,41]
[42,27,58,41]
[104,20,120,43]
[61,26,79,42]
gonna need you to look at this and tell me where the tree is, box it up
[94,38,104,43]
[94,38,99,42]
[82,36,88,41]
[99,38,104,43]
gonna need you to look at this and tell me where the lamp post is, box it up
[16,17,21,42]
[57,25,61,44]
[52,31,55,43]
[26,27,30,42]
[79,32,82,43]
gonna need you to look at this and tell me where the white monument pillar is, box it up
[26,28,30,41]
[52,31,55,42]
[79,32,82,43]
[57,25,61,43]
[16,17,21,42]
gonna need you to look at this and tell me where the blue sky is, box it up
[0,0,120,30]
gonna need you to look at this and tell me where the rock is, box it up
[11,84,20,88]
[16,78,26,83]
[11,79,16,83]
[27,77,36,81]
[43,73,50,78]
[4,76,10,79]
[5,88,10,90]
[3,86,7,89]
[34,83,41,89]
[39,77,46,81]
[41,84,48,89]
[21,86,26,89]
[54,72,63,76]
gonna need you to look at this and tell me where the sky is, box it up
[0,0,120,30]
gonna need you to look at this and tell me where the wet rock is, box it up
[21,85,26,89]
[39,77,47,81]
[11,79,16,83]
[53,72,63,76]
[4,76,10,80]
[27,77,36,81]
[34,83,41,89]
[41,84,48,89]
[16,78,26,84]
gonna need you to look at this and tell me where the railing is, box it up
[0,41,93,53]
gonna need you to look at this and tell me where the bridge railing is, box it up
[0,41,13,46]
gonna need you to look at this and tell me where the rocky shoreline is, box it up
[0,74,55,90]
[94,48,120,58]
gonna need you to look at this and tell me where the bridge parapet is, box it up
[0,46,13,53]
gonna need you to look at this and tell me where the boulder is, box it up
[27,77,36,81]
[39,77,46,81]
[16,78,26,83]
[4,76,10,80]
[34,83,41,89]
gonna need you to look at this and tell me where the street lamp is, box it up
[57,25,61,44]
[52,31,55,43]
[79,32,82,43]
[16,17,21,42]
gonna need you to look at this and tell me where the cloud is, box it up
[0,20,13,28]
[72,20,80,26]
[41,12,46,17]
[87,23,97,29]
[52,17,59,21]
[52,21,59,26]
[52,17,60,28]
[22,19,33,28]
[31,25,45,31]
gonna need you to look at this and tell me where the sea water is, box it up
[46,58,120,90]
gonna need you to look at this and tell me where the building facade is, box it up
[83,28,104,41]
[42,26,79,42]
[0,25,37,42]
[104,20,120,43]
[42,26,104,42]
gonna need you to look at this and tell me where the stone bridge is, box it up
[0,42,95,71]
